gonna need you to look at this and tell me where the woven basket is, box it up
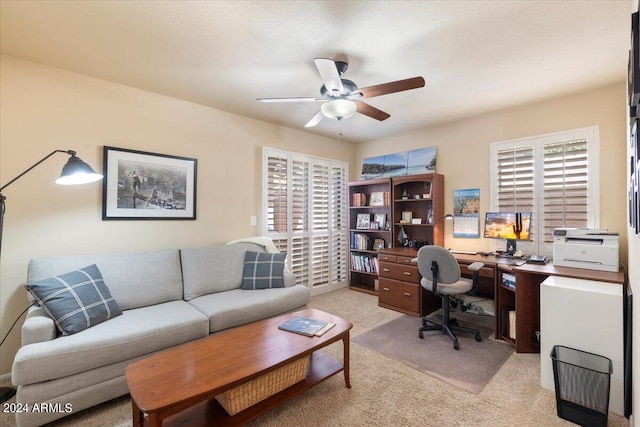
[215,355,310,415]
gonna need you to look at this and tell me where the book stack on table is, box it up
[278,316,336,337]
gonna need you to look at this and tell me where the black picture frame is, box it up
[630,13,640,107]
[102,146,197,220]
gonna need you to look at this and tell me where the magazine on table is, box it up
[278,316,336,337]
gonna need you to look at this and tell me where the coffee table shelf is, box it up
[155,351,343,427]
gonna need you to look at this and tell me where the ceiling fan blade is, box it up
[257,97,324,103]
[356,101,391,121]
[314,58,344,96]
[358,76,425,99]
[304,110,324,128]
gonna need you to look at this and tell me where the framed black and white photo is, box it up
[102,146,197,220]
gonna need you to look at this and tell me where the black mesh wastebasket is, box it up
[551,345,613,427]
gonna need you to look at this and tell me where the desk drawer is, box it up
[379,262,420,284]
[397,255,416,265]
[378,278,420,313]
[378,254,397,263]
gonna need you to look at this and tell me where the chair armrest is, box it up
[467,262,485,272]
[411,257,418,264]
[21,306,56,345]
[467,262,485,295]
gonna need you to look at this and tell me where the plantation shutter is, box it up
[291,160,310,285]
[331,165,348,284]
[542,139,589,242]
[496,147,536,241]
[490,127,598,256]
[266,155,288,233]
[311,164,330,287]
[263,148,348,293]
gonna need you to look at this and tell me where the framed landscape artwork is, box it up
[102,146,197,220]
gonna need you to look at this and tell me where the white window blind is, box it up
[491,127,599,256]
[263,148,348,293]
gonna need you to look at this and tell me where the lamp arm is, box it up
[426,215,450,245]
[0,150,74,192]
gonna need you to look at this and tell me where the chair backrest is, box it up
[416,246,461,285]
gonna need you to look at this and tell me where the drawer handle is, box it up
[403,271,412,276]
[382,287,390,292]
[404,292,411,297]
[383,268,391,272]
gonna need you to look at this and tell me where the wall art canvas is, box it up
[361,146,437,180]
[102,146,197,220]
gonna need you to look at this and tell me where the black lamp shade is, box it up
[55,155,103,185]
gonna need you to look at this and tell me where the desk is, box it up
[494,261,625,353]
[377,248,625,353]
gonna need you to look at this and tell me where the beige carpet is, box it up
[353,312,513,394]
[0,288,629,427]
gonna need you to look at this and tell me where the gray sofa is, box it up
[10,242,310,427]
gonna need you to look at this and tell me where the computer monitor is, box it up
[483,212,532,256]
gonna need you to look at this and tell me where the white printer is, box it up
[552,228,619,272]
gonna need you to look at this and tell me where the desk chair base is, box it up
[418,295,482,350]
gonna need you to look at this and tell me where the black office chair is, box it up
[415,245,484,350]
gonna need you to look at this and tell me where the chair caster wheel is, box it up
[419,331,424,339]
[453,342,459,350]
[475,334,482,342]
[450,318,458,326]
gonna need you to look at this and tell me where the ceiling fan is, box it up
[256,58,425,128]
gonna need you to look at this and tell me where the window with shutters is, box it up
[490,127,599,256]
[263,148,348,294]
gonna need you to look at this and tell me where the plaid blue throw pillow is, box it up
[25,264,122,335]
[241,251,286,290]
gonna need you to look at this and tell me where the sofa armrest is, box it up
[283,271,296,287]
[22,306,56,345]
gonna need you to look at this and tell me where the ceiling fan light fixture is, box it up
[321,98,357,121]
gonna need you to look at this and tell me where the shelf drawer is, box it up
[378,261,420,284]
[379,278,420,313]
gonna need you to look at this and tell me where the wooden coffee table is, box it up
[125,308,352,427]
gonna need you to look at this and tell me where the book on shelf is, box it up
[350,253,378,273]
[351,233,370,250]
[278,316,335,337]
[352,193,367,207]
[508,310,516,340]
[502,273,516,289]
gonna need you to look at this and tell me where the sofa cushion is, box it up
[187,286,311,332]
[241,251,286,290]
[181,243,266,300]
[27,249,183,310]
[25,264,122,335]
[12,300,209,386]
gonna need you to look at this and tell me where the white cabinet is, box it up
[540,276,623,415]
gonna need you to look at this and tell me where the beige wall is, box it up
[0,55,355,375]
[355,83,629,260]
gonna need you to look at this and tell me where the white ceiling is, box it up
[0,1,632,143]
